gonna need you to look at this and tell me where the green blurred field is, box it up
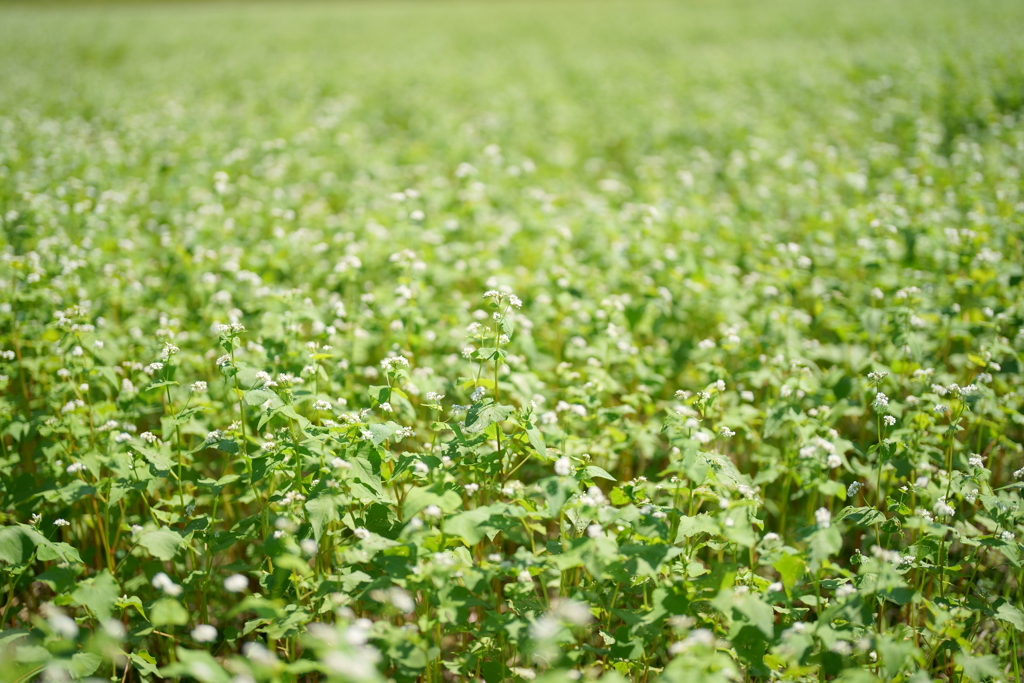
[3,0,1024,170]
[2,1,1024,681]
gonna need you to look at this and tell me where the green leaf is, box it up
[464,401,513,434]
[138,528,184,561]
[0,525,44,565]
[367,422,400,445]
[368,385,391,405]
[675,514,718,542]
[69,652,103,678]
[305,495,342,541]
[734,595,775,639]
[580,465,616,482]
[71,570,120,621]
[539,476,577,517]
[834,506,885,528]
[145,380,179,393]
[525,423,546,455]
[402,486,462,519]
[772,553,806,593]
[36,541,81,564]
[995,602,1024,632]
[243,388,277,406]
[161,649,232,683]
[136,445,175,472]
[876,633,917,679]
[807,526,843,564]
[130,652,161,678]
[150,598,190,627]
[955,653,1001,681]
[446,506,498,545]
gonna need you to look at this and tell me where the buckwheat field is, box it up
[2,0,1024,681]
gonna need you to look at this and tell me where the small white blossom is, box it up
[191,624,218,643]
[933,498,955,517]
[152,572,183,597]
[554,456,572,476]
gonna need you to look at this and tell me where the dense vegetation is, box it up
[2,0,1024,681]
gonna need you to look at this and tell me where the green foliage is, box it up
[1,0,1024,681]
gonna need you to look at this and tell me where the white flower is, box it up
[587,524,602,538]
[554,456,572,476]
[191,381,207,392]
[720,426,735,438]
[768,582,783,593]
[934,404,948,414]
[464,483,479,495]
[968,454,985,468]
[423,505,442,518]
[815,507,831,529]
[66,462,86,474]
[43,605,79,639]
[379,402,393,413]
[872,392,888,413]
[883,415,896,427]
[191,624,218,643]
[933,498,955,517]
[151,572,183,597]
[224,574,248,593]
[517,569,533,583]
[847,481,863,497]
[835,583,856,598]
[54,518,70,527]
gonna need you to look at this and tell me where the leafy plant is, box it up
[1,1,1024,681]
